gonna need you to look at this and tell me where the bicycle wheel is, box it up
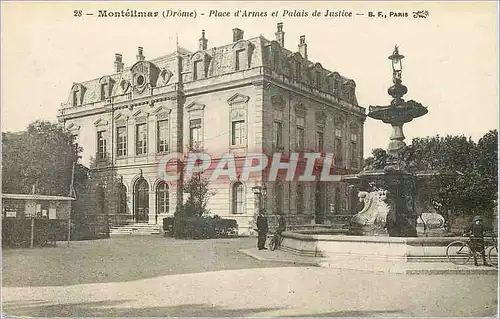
[269,237,277,251]
[487,246,498,267]
[446,241,472,265]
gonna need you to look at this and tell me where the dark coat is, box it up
[257,214,268,233]
[278,215,286,232]
[466,222,491,239]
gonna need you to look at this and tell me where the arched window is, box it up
[156,182,169,214]
[232,182,244,214]
[274,181,284,215]
[116,184,127,214]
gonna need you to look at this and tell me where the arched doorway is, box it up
[134,178,149,223]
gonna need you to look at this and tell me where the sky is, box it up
[1,1,498,157]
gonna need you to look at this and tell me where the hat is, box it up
[473,215,483,221]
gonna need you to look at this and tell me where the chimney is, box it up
[232,28,244,42]
[275,22,284,47]
[298,35,307,60]
[114,53,124,73]
[136,46,145,61]
[199,29,208,50]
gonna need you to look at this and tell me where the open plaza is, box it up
[2,236,497,317]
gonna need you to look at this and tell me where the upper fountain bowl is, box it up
[368,100,428,124]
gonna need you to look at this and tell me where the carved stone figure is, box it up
[157,68,173,87]
[349,189,390,236]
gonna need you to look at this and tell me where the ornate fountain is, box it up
[344,46,430,237]
[275,47,461,272]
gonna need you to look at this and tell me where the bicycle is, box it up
[446,234,498,266]
[267,230,284,251]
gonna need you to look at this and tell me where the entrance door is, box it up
[134,178,149,223]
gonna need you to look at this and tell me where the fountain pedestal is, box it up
[345,46,428,238]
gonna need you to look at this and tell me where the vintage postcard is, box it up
[1,1,498,317]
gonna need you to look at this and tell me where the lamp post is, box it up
[251,186,262,234]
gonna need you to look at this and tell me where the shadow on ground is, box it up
[2,237,296,287]
[2,300,283,317]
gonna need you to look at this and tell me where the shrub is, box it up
[164,215,238,239]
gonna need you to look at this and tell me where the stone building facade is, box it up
[57,24,366,235]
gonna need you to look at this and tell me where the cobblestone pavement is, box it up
[2,236,498,317]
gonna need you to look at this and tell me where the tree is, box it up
[2,120,79,196]
[364,132,497,223]
[175,172,216,218]
[71,156,119,239]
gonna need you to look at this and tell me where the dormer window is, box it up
[72,91,78,107]
[101,84,106,100]
[334,77,341,98]
[99,76,114,101]
[193,60,202,80]
[296,62,301,80]
[233,40,254,72]
[316,71,321,89]
[235,49,245,71]
[70,83,86,107]
[191,51,211,80]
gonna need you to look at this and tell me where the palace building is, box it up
[57,23,366,235]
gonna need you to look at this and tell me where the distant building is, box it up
[57,24,366,235]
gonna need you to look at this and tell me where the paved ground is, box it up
[240,247,499,275]
[2,236,292,287]
[2,236,498,317]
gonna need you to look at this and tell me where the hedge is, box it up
[163,216,238,239]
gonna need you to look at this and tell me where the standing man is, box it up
[464,215,492,266]
[277,213,286,235]
[257,210,268,250]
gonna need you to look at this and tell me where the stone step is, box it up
[109,223,161,236]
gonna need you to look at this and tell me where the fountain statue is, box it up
[345,46,431,237]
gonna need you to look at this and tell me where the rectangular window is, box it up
[136,123,147,155]
[189,118,202,150]
[235,49,245,71]
[351,141,358,168]
[334,81,340,97]
[296,63,301,79]
[100,84,106,100]
[231,120,246,146]
[273,121,283,151]
[335,138,343,166]
[97,131,107,160]
[296,117,305,151]
[350,133,357,142]
[73,91,78,106]
[157,120,169,153]
[193,60,202,80]
[116,126,127,156]
[335,128,342,138]
[316,131,324,151]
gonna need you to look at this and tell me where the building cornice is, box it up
[58,67,366,121]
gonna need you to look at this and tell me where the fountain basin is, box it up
[280,231,471,273]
